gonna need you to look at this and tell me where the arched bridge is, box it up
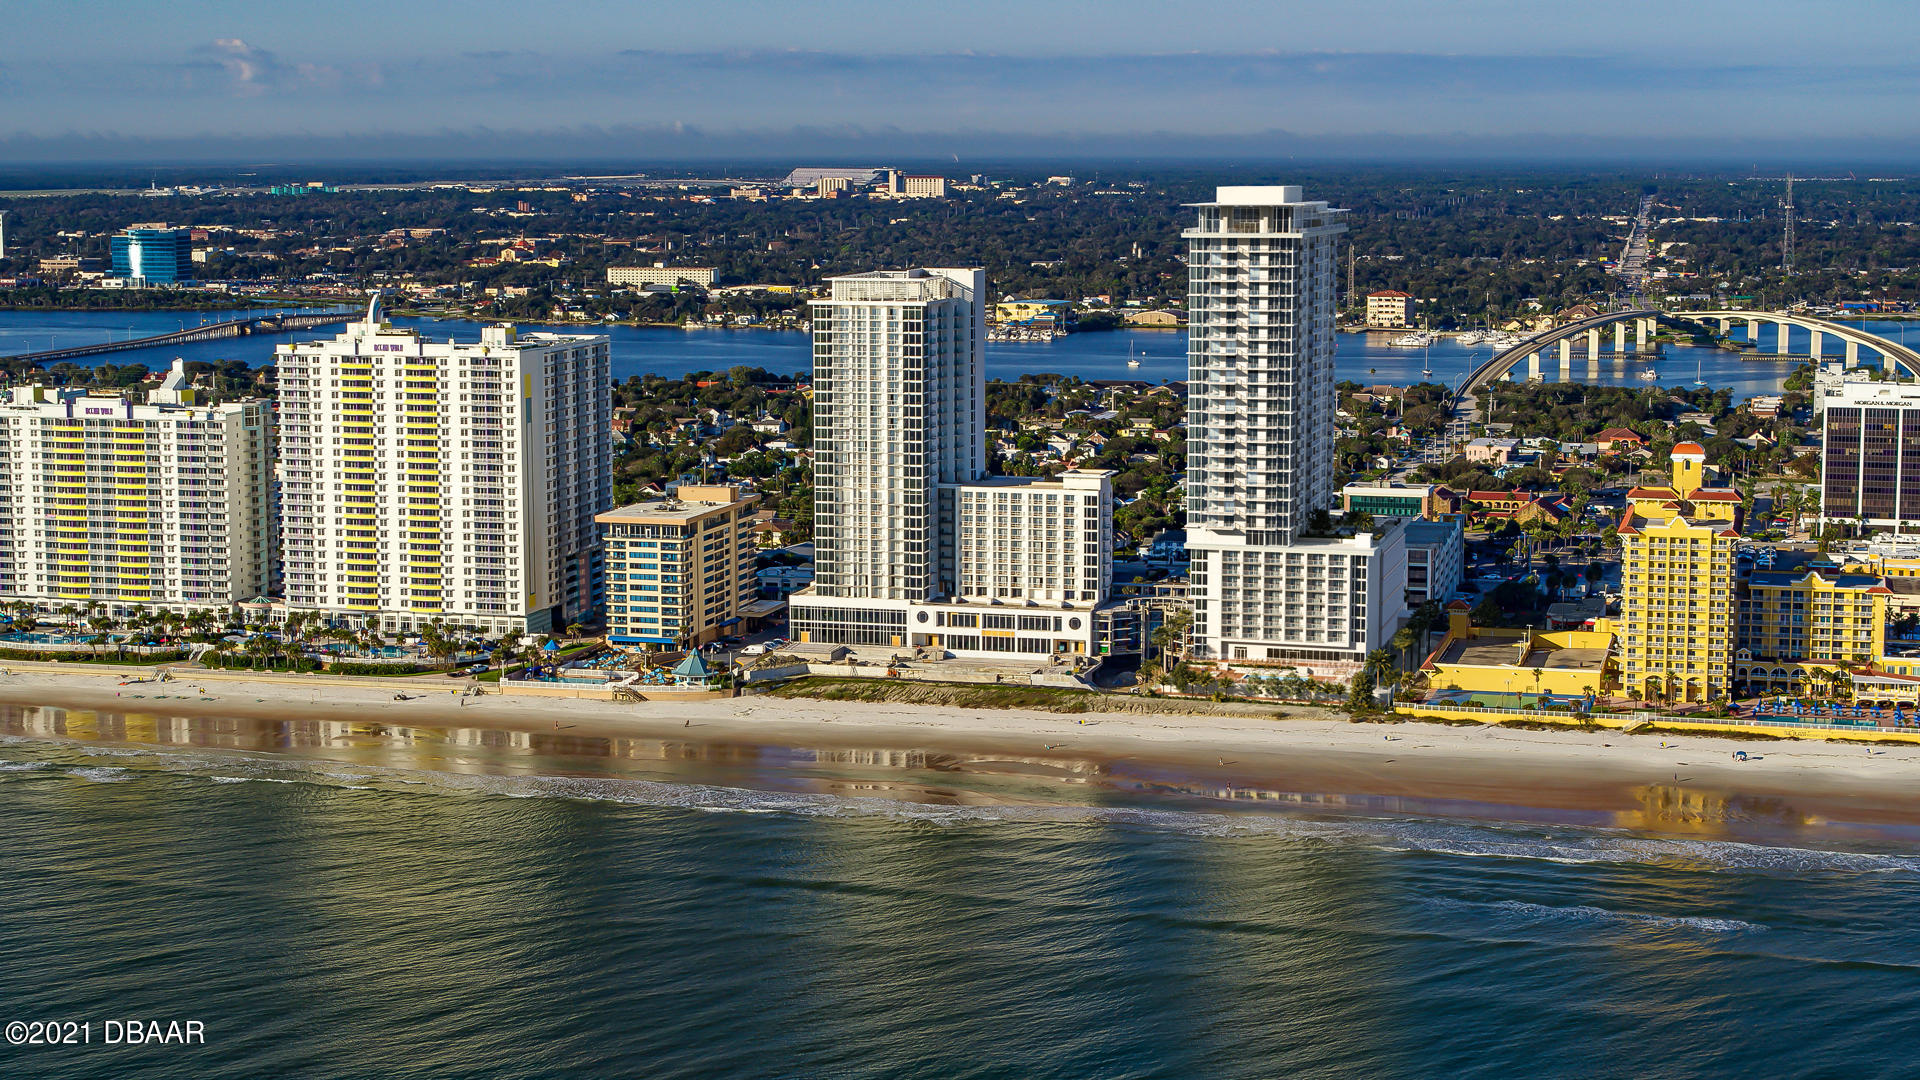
[1457,308,1660,399]
[0,309,355,366]
[1668,310,1920,377]
[1454,307,1920,407]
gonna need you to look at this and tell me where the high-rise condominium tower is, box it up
[274,298,611,635]
[1184,186,1407,675]
[0,359,273,614]
[791,268,1120,658]
[807,268,985,602]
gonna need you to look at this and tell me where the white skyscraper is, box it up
[807,268,985,602]
[273,299,611,635]
[791,268,1120,658]
[1184,186,1407,675]
[0,359,274,614]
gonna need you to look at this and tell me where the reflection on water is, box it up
[0,701,1861,849]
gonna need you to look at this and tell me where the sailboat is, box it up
[1127,341,1141,369]
[1420,342,1433,379]
[1692,354,1706,386]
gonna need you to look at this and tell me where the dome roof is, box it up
[1672,441,1707,456]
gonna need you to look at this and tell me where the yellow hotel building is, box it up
[0,358,273,615]
[1734,567,1888,694]
[1617,443,1743,702]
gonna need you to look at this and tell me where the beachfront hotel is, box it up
[1616,444,1742,702]
[0,358,273,615]
[273,298,611,636]
[1182,186,1409,677]
[788,268,1122,658]
[599,484,764,648]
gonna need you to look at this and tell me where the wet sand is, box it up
[3,666,1919,834]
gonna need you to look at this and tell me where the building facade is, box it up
[1734,567,1888,694]
[110,225,193,284]
[607,266,716,288]
[1821,379,1920,527]
[790,268,1121,659]
[0,359,273,614]
[1617,444,1743,702]
[273,298,611,635]
[1365,290,1415,327]
[1184,185,1407,676]
[1402,517,1465,605]
[600,485,758,647]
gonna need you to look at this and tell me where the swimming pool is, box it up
[0,632,102,645]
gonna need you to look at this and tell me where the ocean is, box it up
[3,308,1905,400]
[3,719,1918,1079]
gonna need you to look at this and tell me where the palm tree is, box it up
[1391,627,1417,672]
[1152,608,1193,672]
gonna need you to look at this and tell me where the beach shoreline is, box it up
[3,665,1920,836]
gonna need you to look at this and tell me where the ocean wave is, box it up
[1428,897,1765,934]
[4,735,1918,878]
[0,761,48,772]
[68,766,130,783]
[208,775,296,785]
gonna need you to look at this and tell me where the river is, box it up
[6,308,1910,399]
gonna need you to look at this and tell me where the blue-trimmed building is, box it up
[598,484,758,647]
[110,226,193,284]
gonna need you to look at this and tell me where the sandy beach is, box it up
[3,663,1919,831]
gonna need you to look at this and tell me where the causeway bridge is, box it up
[1453,308,1920,409]
[1,309,355,366]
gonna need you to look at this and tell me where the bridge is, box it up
[1453,307,1920,410]
[0,309,355,366]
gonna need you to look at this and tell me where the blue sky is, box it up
[6,0,1919,160]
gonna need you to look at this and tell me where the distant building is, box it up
[607,266,716,289]
[600,484,758,647]
[1366,290,1415,328]
[888,171,947,198]
[1341,482,1456,521]
[814,177,851,196]
[994,300,1071,328]
[783,167,883,188]
[110,225,193,284]
[35,256,99,275]
[1402,517,1465,605]
[1822,380,1920,527]
[1122,309,1186,328]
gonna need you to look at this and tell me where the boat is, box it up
[1454,330,1485,346]
[1386,331,1436,347]
[1637,368,1659,381]
[1127,342,1141,369]
[1693,355,1706,386]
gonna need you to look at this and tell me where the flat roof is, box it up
[1439,638,1608,672]
[598,495,750,524]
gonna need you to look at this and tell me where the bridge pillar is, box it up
[1747,319,1761,345]
[1847,340,1861,367]
[1718,318,1731,337]
[1526,351,1541,380]
[1808,330,1823,360]
[1614,322,1627,355]
[1637,318,1651,351]
[1585,328,1600,361]
[1776,321,1791,355]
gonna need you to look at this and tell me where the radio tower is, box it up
[1781,173,1795,276]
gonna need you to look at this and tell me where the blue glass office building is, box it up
[110,228,194,284]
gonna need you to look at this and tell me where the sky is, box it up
[7,0,1920,162]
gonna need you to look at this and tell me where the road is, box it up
[1615,193,1656,286]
